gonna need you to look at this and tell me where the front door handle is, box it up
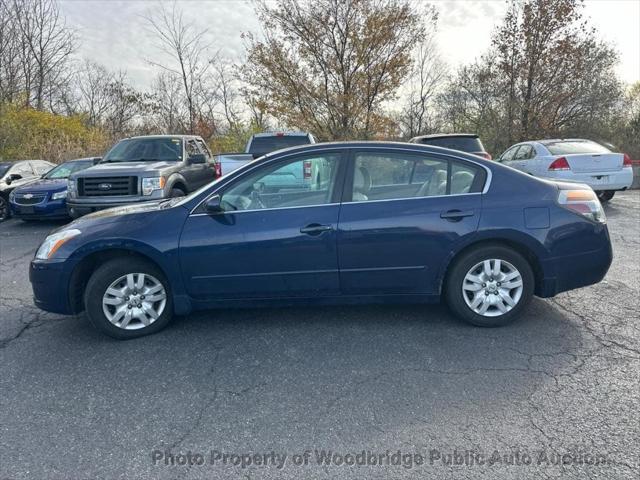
[300,223,333,235]
[440,210,475,221]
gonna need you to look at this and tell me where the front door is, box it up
[337,149,484,295]
[179,150,345,300]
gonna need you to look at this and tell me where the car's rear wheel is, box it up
[84,258,173,339]
[445,245,534,327]
[0,196,10,222]
[596,190,615,203]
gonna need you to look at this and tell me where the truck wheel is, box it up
[170,188,185,198]
[445,245,534,327]
[84,258,173,339]
[596,191,614,203]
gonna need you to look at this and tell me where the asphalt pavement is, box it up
[1,191,639,479]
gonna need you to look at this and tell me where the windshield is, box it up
[0,164,10,178]
[102,138,183,162]
[545,141,611,155]
[248,136,310,155]
[44,160,94,179]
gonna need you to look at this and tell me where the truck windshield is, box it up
[44,160,94,179]
[102,138,183,162]
[248,136,310,156]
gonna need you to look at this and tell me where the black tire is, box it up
[84,258,174,339]
[444,245,534,327]
[170,188,185,198]
[0,196,10,222]
[596,190,615,203]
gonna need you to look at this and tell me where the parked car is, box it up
[0,160,55,222]
[30,141,612,339]
[9,157,100,221]
[409,134,491,160]
[497,139,633,202]
[67,135,221,218]
[216,131,315,175]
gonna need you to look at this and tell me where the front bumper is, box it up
[67,194,162,217]
[30,258,75,315]
[10,199,69,219]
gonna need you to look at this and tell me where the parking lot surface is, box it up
[1,191,639,480]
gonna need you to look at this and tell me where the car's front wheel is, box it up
[84,258,173,339]
[445,245,534,327]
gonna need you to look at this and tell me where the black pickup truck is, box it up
[67,135,220,218]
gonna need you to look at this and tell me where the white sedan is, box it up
[497,139,633,202]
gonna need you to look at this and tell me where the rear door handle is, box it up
[300,223,333,235]
[440,210,475,221]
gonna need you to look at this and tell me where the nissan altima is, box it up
[29,142,612,339]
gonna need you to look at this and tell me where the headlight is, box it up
[142,177,166,195]
[35,229,81,260]
[67,179,77,196]
[51,190,67,200]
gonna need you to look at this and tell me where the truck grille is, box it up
[13,193,46,205]
[78,177,138,197]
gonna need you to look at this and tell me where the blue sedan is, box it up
[10,157,99,220]
[29,142,612,339]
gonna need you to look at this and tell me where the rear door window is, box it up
[349,151,484,201]
[514,145,535,160]
[499,146,520,162]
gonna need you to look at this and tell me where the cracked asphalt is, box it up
[1,191,639,480]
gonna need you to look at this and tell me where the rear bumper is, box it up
[544,168,633,191]
[537,235,613,298]
[30,259,74,314]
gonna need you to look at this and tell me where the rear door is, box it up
[184,138,209,189]
[337,148,485,295]
[511,144,536,174]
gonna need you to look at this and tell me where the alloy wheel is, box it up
[461,259,524,317]
[102,273,167,330]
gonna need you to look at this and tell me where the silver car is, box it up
[497,139,633,202]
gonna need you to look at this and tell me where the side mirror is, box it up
[204,195,224,213]
[189,153,206,164]
[5,173,22,184]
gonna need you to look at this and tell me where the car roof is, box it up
[0,159,46,165]
[259,140,492,165]
[410,133,479,141]
[252,131,310,138]
[537,138,592,145]
[124,134,200,140]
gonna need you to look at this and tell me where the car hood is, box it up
[14,178,67,193]
[73,161,178,177]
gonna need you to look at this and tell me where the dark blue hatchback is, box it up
[29,142,612,339]
[10,158,99,220]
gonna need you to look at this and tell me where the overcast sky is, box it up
[59,0,640,89]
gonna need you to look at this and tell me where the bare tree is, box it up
[149,71,187,134]
[0,0,24,103]
[12,0,76,110]
[143,1,211,134]
[75,60,115,126]
[398,32,446,138]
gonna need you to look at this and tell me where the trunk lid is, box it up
[563,153,624,173]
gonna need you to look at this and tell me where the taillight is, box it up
[214,162,222,178]
[303,159,312,180]
[558,189,606,223]
[548,156,570,171]
[622,153,632,168]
